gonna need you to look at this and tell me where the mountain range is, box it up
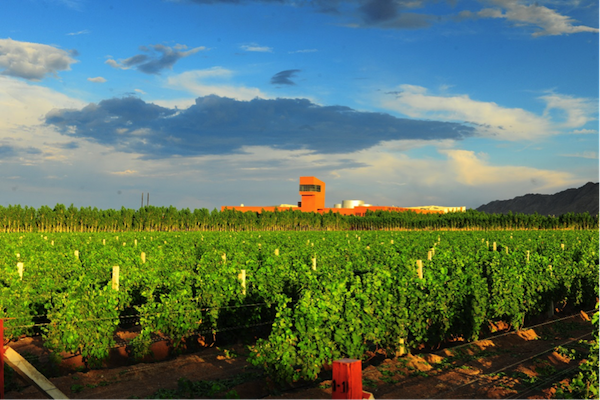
[476,182,599,216]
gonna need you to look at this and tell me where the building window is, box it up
[299,184,321,192]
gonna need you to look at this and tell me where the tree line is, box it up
[0,204,596,233]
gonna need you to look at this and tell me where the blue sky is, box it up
[1,0,598,211]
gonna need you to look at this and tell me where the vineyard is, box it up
[1,229,597,393]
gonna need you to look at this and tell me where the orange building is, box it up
[298,176,326,212]
[221,176,450,216]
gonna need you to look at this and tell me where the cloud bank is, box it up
[45,95,475,158]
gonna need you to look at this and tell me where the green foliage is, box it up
[43,281,120,367]
[553,304,599,399]
[0,229,597,385]
[148,374,256,399]
[0,203,597,233]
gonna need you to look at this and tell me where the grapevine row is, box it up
[0,230,597,383]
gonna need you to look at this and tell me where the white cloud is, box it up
[0,76,85,134]
[87,76,106,83]
[540,93,597,128]
[240,43,273,52]
[111,169,138,175]
[440,149,574,189]
[381,84,554,140]
[134,88,146,95]
[0,38,78,80]
[478,0,599,37]
[166,68,267,101]
[571,129,598,134]
[105,59,126,70]
[67,29,90,36]
[559,151,598,159]
[381,85,597,141]
[0,76,88,170]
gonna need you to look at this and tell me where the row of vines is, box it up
[1,230,598,383]
[0,204,597,232]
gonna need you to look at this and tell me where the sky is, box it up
[1,0,598,211]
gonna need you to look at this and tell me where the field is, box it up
[1,230,598,398]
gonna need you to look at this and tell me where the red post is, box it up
[332,359,363,399]
[1,318,4,399]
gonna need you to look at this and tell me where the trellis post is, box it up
[238,270,246,295]
[17,263,23,280]
[112,266,120,291]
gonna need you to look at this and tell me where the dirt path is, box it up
[4,311,594,399]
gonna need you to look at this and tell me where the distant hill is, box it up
[476,182,599,216]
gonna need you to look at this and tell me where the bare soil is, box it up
[3,310,594,399]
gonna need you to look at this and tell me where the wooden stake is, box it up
[416,260,423,279]
[17,262,24,280]
[547,300,554,317]
[505,246,509,254]
[141,252,146,263]
[396,338,406,357]
[112,266,120,291]
[3,347,68,399]
[527,251,530,262]
[493,242,497,251]
[135,239,138,247]
[274,248,279,256]
[312,257,317,271]
[561,243,564,250]
[238,270,246,295]
[74,250,79,259]
[222,253,227,262]
[102,239,105,245]
[427,251,432,261]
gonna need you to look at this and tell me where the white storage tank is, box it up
[342,200,365,209]
[333,203,342,208]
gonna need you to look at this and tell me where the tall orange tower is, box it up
[299,176,325,213]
